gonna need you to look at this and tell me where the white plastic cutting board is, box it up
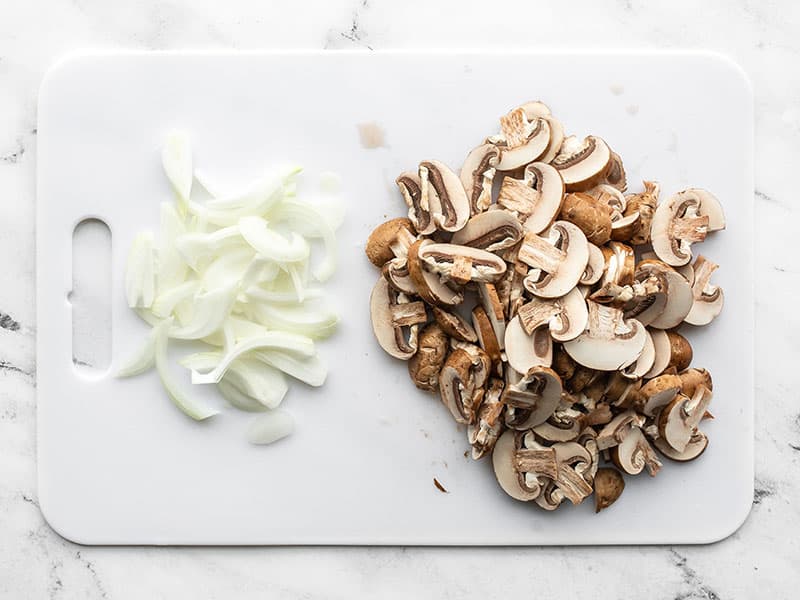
[37,51,753,545]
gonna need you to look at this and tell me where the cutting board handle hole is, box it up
[71,218,112,377]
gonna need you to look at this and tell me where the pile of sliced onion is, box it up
[119,131,342,444]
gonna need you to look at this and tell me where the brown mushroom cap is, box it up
[679,368,713,397]
[552,135,612,192]
[594,467,625,512]
[369,277,427,360]
[407,239,464,306]
[666,331,692,371]
[639,373,682,417]
[407,323,449,391]
[460,143,500,215]
[450,210,523,253]
[559,192,613,245]
[365,218,416,267]
[419,160,471,233]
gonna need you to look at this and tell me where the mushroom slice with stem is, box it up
[559,192,613,245]
[431,306,477,343]
[551,135,612,192]
[580,243,605,285]
[472,306,502,372]
[684,255,724,326]
[407,239,464,306]
[611,425,663,476]
[517,221,590,298]
[504,315,553,375]
[600,241,636,287]
[396,171,435,236]
[654,429,709,462]
[622,328,655,379]
[365,217,418,267]
[624,181,659,245]
[550,441,595,505]
[658,385,713,453]
[516,288,588,343]
[415,242,507,286]
[493,430,557,501]
[468,378,505,459]
[381,257,417,295]
[563,300,647,371]
[502,366,562,429]
[594,467,625,513]
[604,151,627,192]
[596,410,644,450]
[419,160,471,233]
[439,346,491,425]
[532,406,583,443]
[644,328,671,378]
[369,277,427,360]
[450,210,523,253]
[519,101,564,164]
[407,323,449,391]
[651,188,725,266]
[460,143,500,215]
[489,107,551,171]
[497,162,565,234]
[635,260,693,329]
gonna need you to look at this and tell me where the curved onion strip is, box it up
[245,286,324,305]
[249,303,338,340]
[157,202,188,290]
[251,350,327,387]
[125,232,156,308]
[169,285,237,340]
[267,200,336,281]
[151,281,201,319]
[238,216,310,263]
[117,324,160,377]
[217,380,268,412]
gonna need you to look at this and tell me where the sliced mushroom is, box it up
[684,255,724,326]
[644,328,671,378]
[600,241,636,287]
[611,425,662,476]
[415,242,506,286]
[552,135,612,192]
[594,467,625,513]
[468,378,505,459]
[365,217,417,267]
[381,257,417,295]
[605,372,642,409]
[396,172,435,235]
[460,144,500,215]
[596,410,644,450]
[517,221,590,298]
[550,441,595,505]
[419,160,471,233]
[490,107,551,171]
[552,345,577,381]
[533,406,583,442]
[407,323,449,391]
[651,188,725,266]
[477,282,507,349]
[604,151,627,192]
[580,402,614,429]
[610,212,640,242]
[369,277,427,360]
[563,300,647,371]
[581,243,605,285]
[666,331,692,371]
[624,181,659,245]
[504,315,553,375]
[638,373,682,417]
[407,239,464,306]
[501,366,562,428]
[679,367,713,397]
[431,306,477,343]
[517,288,588,342]
[439,346,491,424]
[622,328,656,379]
[658,385,713,453]
[450,210,523,253]
[472,305,502,372]
[497,163,565,234]
[493,429,557,501]
[559,192,613,245]
[654,430,709,462]
[634,260,693,329]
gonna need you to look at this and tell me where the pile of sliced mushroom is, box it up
[367,101,725,513]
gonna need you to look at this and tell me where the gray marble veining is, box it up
[1,0,798,598]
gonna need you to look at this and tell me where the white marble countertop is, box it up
[1,1,798,598]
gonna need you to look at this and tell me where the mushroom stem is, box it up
[518,231,566,274]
